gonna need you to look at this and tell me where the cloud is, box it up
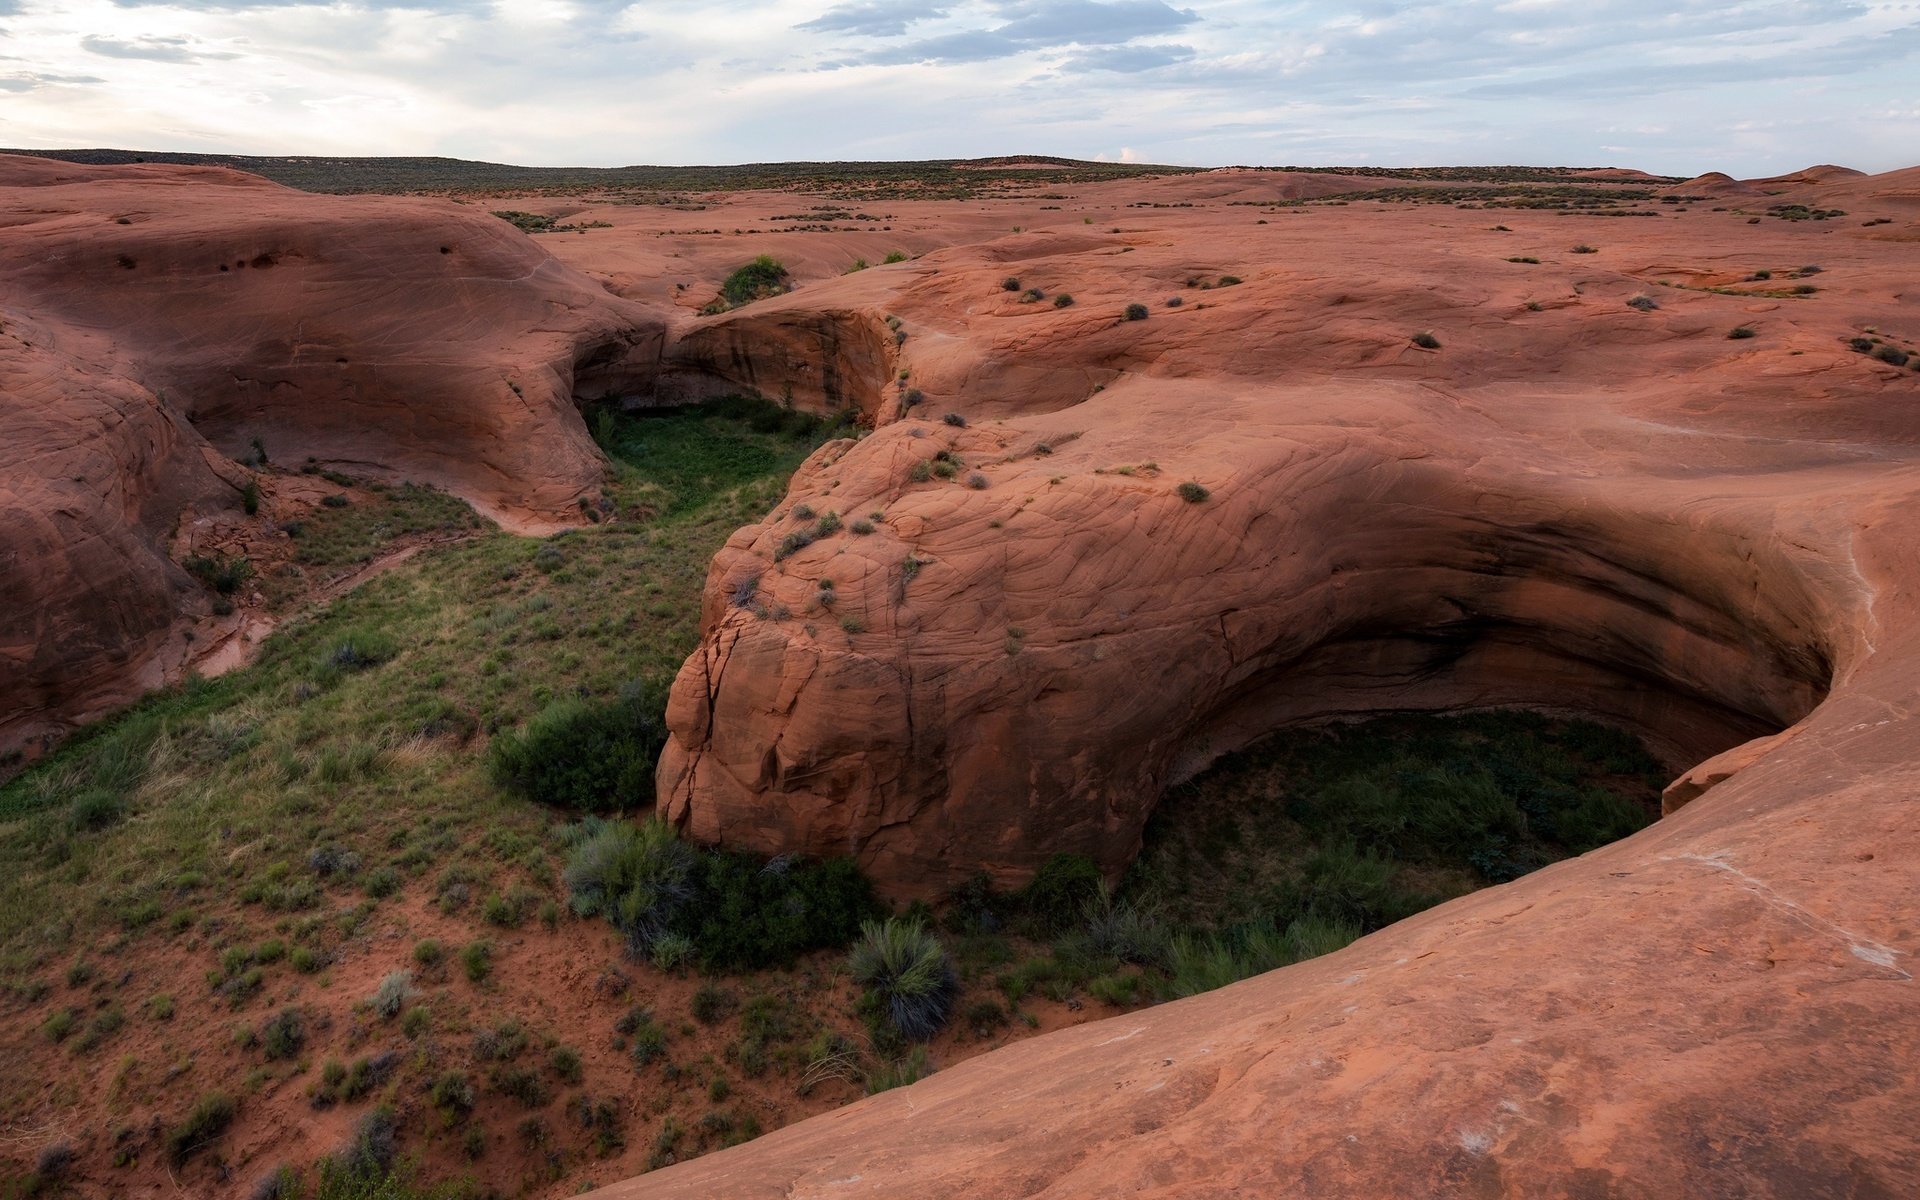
[796,0,948,37]
[80,34,229,61]
[0,70,105,90]
[1057,42,1192,71]
[848,0,1199,65]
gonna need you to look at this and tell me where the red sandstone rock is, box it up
[0,155,661,752]
[616,166,1920,1200]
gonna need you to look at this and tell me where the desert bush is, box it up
[1123,303,1149,321]
[942,412,967,427]
[1570,243,1598,254]
[850,518,875,535]
[551,1045,583,1084]
[262,1007,304,1059]
[1506,256,1540,264]
[966,473,989,490]
[185,553,254,595]
[1873,345,1910,367]
[461,939,493,983]
[488,687,664,813]
[717,256,789,308]
[849,919,957,1041]
[430,1071,475,1121]
[1411,331,1441,349]
[1626,293,1659,311]
[167,1092,236,1165]
[1018,853,1104,932]
[884,250,908,264]
[561,817,695,956]
[691,983,736,1025]
[1053,293,1074,308]
[1728,326,1756,339]
[864,1045,932,1094]
[1001,276,1020,291]
[1176,481,1210,504]
[369,971,413,1019]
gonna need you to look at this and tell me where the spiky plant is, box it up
[848,919,957,1042]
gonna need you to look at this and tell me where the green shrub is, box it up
[884,250,908,264]
[717,256,789,308]
[430,1071,475,1121]
[461,940,493,983]
[1176,481,1209,504]
[43,1008,75,1042]
[67,788,127,832]
[1053,293,1074,308]
[184,553,253,595]
[241,480,260,516]
[261,1008,304,1059]
[412,939,443,969]
[691,984,735,1025]
[1018,854,1104,932]
[550,1045,583,1084]
[849,919,957,1041]
[166,1092,236,1165]
[562,817,695,956]
[488,688,664,813]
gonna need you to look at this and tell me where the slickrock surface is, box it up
[0,155,657,749]
[602,164,1920,1197]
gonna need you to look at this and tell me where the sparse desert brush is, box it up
[1411,331,1441,349]
[943,412,967,427]
[1123,303,1150,321]
[1001,276,1020,291]
[884,250,908,263]
[1874,344,1911,367]
[1728,326,1756,340]
[1506,256,1540,264]
[1570,243,1598,254]
[1177,481,1210,504]
[1626,293,1659,311]
[849,918,957,1041]
[1053,293,1074,308]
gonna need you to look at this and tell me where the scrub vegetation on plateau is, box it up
[0,395,1666,1198]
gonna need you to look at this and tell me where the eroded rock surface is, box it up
[598,163,1920,1198]
[0,155,661,751]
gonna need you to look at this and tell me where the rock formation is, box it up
[0,154,660,753]
[613,163,1920,1197]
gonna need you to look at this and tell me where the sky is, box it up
[0,0,1916,175]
